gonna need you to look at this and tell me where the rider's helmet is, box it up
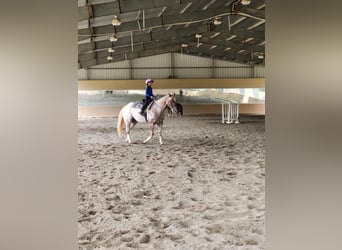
[145,79,154,84]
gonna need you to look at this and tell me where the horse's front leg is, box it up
[143,123,154,144]
[156,123,163,145]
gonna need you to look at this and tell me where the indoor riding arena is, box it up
[78,1,265,249]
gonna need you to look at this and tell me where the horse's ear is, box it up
[169,93,172,97]
[173,92,176,96]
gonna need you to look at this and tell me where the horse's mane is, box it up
[156,94,169,102]
[156,94,174,104]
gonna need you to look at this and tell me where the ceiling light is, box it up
[112,15,121,26]
[210,32,220,39]
[213,19,221,25]
[107,56,113,60]
[247,20,265,30]
[225,35,237,41]
[179,2,192,14]
[109,34,118,42]
[257,54,264,59]
[195,34,202,47]
[108,48,115,53]
[241,0,251,5]
[180,43,188,54]
[202,0,216,10]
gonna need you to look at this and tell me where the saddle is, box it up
[137,100,154,122]
[143,101,155,121]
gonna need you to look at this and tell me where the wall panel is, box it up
[175,68,213,78]
[132,69,171,79]
[131,53,172,79]
[88,69,130,80]
[78,53,264,80]
[78,68,88,80]
[254,65,265,77]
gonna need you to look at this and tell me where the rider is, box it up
[140,78,156,115]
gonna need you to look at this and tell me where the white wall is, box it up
[214,59,254,78]
[78,53,265,80]
[132,54,171,79]
[254,65,265,78]
[78,68,88,80]
[88,60,130,79]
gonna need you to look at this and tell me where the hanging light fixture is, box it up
[257,53,264,59]
[112,15,121,26]
[108,48,115,53]
[180,43,188,54]
[248,51,256,64]
[107,55,113,61]
[213,18,221,25]
[109,33,118,42]
[241,0,251,5]
[195,34,202,47]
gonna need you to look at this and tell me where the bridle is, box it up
[149,95,177,113]
[166,98,177,113]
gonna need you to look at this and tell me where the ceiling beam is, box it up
[78,26,264,55]
[78,4,264,32]
[87,0,196,11]
[79,38,263,67]
[78,0,265,68]
[233,5,265,21]
[78,21,263,47]
[81,44,180,67]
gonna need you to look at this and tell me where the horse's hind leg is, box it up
[143,123,154,144]
[125,122,132,143]
[130,119,137,128]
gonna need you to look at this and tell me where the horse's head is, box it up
[166,93,178,114]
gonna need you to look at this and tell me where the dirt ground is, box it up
[78,115,265,250]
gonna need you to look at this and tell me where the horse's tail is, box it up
[117,108,124,137]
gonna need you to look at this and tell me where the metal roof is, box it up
[78,0,265,69]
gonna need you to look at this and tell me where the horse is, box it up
[167,102,183,117]
[117,93,178,144]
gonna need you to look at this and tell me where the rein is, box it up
[151,97,169,111]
